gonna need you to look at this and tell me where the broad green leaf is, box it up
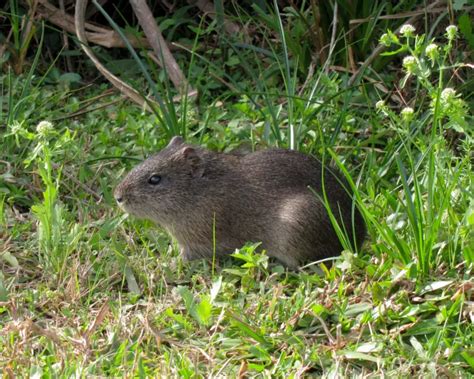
[420,280,453,294]
[410,336,427,359]
[194,295,212,326]
[227,311,269,346]
[344,302,372,316]
[356,342,383,353]
[124,266,141,295]
[210,276,222,303]
[461,350,474,369]
[58,72,82,84]
[0,251,19,268]
[339,351,382,363]
[453,0,468,11]
[0,271,7,302]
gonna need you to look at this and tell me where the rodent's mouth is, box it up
[116,198,150,220]
[116,201,129,212]
[115,196,133,213]
[118,201,139,216]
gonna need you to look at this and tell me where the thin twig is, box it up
[74,0,155,110]
[58,0,72,72]
[129,0,192,94]
[325,1,338,74]
[38,0,157,49]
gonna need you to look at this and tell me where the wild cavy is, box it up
[114,136,366,268]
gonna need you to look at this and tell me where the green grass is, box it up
[1,5,473,377]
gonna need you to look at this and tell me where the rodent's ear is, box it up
[168,136,184,148]
[180,146,204,177]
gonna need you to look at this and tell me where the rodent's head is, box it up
[114,136,204,224]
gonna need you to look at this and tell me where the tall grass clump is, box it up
[366,24,473,277]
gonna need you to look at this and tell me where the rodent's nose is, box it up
[114,187,124,203]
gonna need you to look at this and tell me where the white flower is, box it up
[403,56,416,66]
[400,24,416,37]
[425,43,439,61]
[402,56,417,73]
[375,100,388,117]
[36,120,53,135]
[432,87,466,115]
[441,88,457,102]
[401,107,414,121]
[380,33,391,46]
[445,25,458,40]
[425,43,438,54]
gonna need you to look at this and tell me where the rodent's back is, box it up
[241,149,335,189]
[238,149,366,252]
[239,149,353,213]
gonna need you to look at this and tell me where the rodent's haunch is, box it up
[114,137,366,268]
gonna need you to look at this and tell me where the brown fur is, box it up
[114,137,366,268]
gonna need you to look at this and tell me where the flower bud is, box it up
[401,107,414,122]
[375,100,385,110]
[445,25,458,40]
[402,56,417,74]
[425,43,439,62]
[380,33,391,46]
[400,24,416,38]
[36,121,54,136]
[441,88,457,103]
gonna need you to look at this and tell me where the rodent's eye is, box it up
[148,174,162,185]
